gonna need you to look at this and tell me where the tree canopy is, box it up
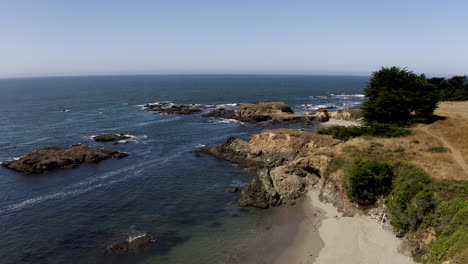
[362,67,438,125]
[428,75,468,101]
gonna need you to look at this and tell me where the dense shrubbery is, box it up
[426,198,468,263]
[346,159,393,205]
[328,156,467,262]
[362,67,438,125]
[317,123,411,141]
[428,75,468,101]
[386,162,436,234]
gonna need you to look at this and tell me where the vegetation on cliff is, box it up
[318,123,411,141]
[327,156,467,263]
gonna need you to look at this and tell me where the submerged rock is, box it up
[202,108,236,118]
[1,144,128,174]
[106,234,154,254]
[93,134,130,142]
[144,102,201,115]
[225,187,239,193]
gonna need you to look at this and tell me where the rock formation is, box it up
[143,102,202,115]
[202,108,236,118]
[231,102,318,125]
[1,144,128,174]
[199,129,340,208]
[93,134,130,142]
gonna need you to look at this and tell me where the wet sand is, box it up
[224,197,323,264]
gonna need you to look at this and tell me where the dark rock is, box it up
[106,234,153,254]
[202,108,235,118]
[225,187,238,193]
[93,134,130,142]
[1,144,128,174]
[238,178,269,209]
[144,103,201,115]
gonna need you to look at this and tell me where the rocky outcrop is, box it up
[1,144,128,174]
[239,155,331,208]
[93,134,130,142]
[106,234,154,254]
[200,129,339,170]
[329,108,362,121]
[200,129,340,208]
[144,102,201,115]
[202,108,236,118]
[232,102,317,125]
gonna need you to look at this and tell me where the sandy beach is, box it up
[274,190,415,264]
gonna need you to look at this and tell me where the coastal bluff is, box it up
[1,144,128,174]
[199,129,340,208]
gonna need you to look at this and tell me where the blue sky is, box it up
[1,0,467,78]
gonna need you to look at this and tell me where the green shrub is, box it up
[426,198,468,263]
[433,180,468,201]
[324,157,346,178]
[346,159,393,205]
[386,162,436,234]
[318,123,411,141]
[427,147,451,153]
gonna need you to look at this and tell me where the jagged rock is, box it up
[144,103,201,115]
[200,129,339,171]
[1,144,128,174]
[93,134,130,142]
[106,234,153,254]
[238,178,270,208]
[225,187,239,193]
[232,102,317,125]
[202,108,236,118]
[201,129,340,208]
[314,109,330,122]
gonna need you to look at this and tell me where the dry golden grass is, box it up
[336,101,468,181]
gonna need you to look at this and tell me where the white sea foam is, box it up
[195,144,206,148]
[230,180,250,188]
[206,118,245,125]
[329,93,365,98]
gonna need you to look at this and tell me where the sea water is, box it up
[0,75,367,264]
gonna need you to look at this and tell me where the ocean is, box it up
[0,75,368,264]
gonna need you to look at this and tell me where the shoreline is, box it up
[273,189,415,264]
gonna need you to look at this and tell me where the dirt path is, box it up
[420,124,468,176]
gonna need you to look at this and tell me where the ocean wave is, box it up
[329,93,365,98]
[230,180,250,188]
[18,137,52,146]
[302,104,337,111]
[134,116,181,126]
[0,160,155,214]
[205,118,245,125]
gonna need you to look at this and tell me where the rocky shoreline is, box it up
[197,128,341,208]
[144,101,332,126]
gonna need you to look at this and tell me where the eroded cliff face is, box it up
[200,129,342,208]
